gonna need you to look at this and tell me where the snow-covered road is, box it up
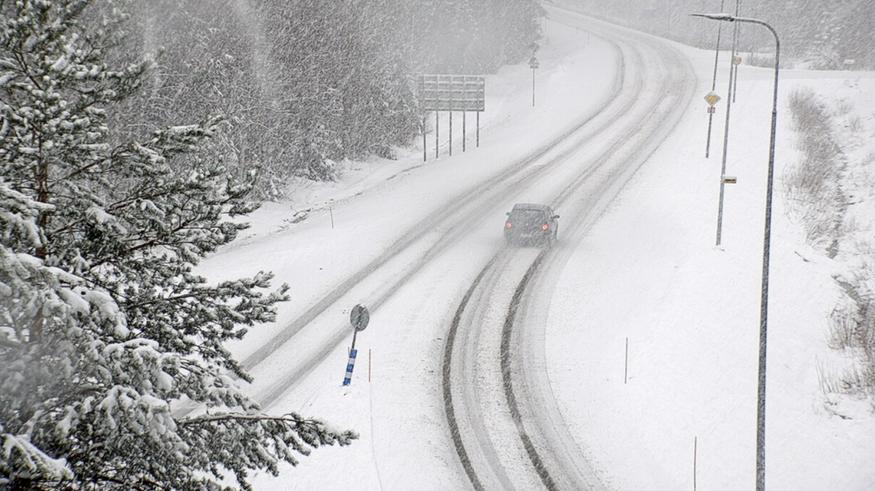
[443,9,695,488]
[201,12,630,489]
[196,4,875,490]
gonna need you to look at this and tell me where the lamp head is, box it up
[690,12,735,22]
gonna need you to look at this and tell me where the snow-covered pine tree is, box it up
[0,1,354,489]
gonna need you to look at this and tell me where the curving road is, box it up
[442,6,696,489]
[221,5,698,489]
[240,24,630,409]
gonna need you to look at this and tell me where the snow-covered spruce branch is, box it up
[178,411,356,438]
[2,1,353,488]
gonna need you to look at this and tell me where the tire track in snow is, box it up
[244,36,633,408]
[444,8,697,489]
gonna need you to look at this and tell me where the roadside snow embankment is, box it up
[784,84,875,415]
[542,46,875,489]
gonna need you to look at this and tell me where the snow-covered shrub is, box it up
[0,2,353,488]
[834,98,854,117]
[783,88,847,256]
[847,115,863,133]
[788,86,875,403]
[832,267,875,399]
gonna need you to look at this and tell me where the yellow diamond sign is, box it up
[704,91,721,107]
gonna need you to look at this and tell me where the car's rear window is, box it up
[509,209,546,226]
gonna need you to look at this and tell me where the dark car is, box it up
[504,203,559,247]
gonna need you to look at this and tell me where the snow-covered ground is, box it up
[197,8,875,491]
[542,38,875,491]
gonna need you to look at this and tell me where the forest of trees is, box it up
[557,0,874,70]
[0,0,541,488]
[116,0,543,198]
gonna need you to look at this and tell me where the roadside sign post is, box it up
[435,111,439,159]
[342,304,370,386]
[462,110,466,152]
[732,54,742,103]
[422,116,427,162]
[704,90,721,157]
[529,43,539,108]
[449,85,453,156]
[418,75,486,160]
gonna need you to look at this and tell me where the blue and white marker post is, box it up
[342,304,370,386]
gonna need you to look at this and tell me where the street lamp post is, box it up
[715,0,741,247]
[692,12,780,491]
[704,0,725,159]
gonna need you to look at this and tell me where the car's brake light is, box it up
[505,222,513,229]
[541,223,549,231]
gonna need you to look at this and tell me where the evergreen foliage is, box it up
[116,0,543,196]
[0,1,354,489]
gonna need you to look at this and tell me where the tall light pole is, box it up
[704,0,725,159]
[731,1,744,104]
[692,12,780,491]
[714,0,741,247]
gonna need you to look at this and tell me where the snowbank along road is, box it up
[443,6,695,490]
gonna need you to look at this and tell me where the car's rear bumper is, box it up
[505,231,551,245]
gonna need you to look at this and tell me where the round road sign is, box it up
[350,304,370,332]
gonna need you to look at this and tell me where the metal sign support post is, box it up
[449,111,453,156]
[476,112,480,147]
[422,116,427,162]
[449,84,453,156]
[462,111,466,152]
[435,112,439,159]
[342,304,370,386]
[529,43,539,108]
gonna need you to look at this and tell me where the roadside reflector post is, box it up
[529,42,540,108]
[342,304,370,386]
